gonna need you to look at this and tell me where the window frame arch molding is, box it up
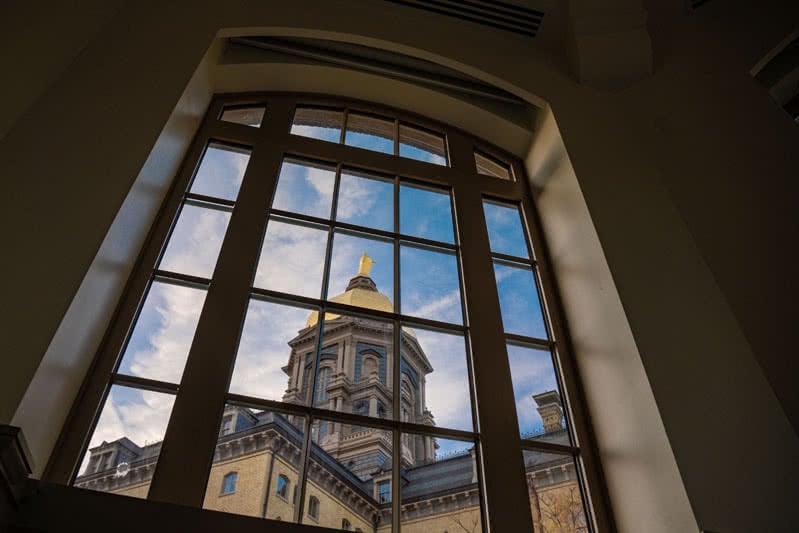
[46,93,614,532]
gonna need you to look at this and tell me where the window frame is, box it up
[45,93,614,532]
[221,472,237,495]
[276,474,290,500]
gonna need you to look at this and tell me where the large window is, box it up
[52,95,609,532]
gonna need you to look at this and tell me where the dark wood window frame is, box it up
[44,93,615,532]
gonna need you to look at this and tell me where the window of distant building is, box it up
[308,496,320,520]
[314,367,331,404]
[221,415,233,436]
[377,480,391,504]
[277,475,290,499]
[58,95,607,532]
[221,472,237,495]
[342,518,352,530]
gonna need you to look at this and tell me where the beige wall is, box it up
[2,1,798,532]
[204,450,271,517]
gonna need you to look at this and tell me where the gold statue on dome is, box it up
[358,252,376,276]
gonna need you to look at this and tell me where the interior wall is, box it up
[0,0,125,140]
[527,109,697,533]
[1,1,797,532]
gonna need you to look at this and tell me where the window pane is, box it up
[291,107,343,143]
[303,311,393,420]
[400,245,463,325]
[189,142,250,201]
[400,435,483,533]
[493,261,547,339]
[483,201,529,259]
[301,418,393,531]
[254,218,328,298]
[335,170,394,232]
[158,202,232,279]
[272,159,336,219]
[220,105,265,127]
[345,113,394,155]
[229,299,320,403]
[401,327,473,431]
[399,124,447,165]
[203,405,307,520]
[327,231,394,311]
[475,151,512,181]
[399,183,455,244]
[117,280,206,384]
[73,385,175,499]
[523,449,589,532]
[507,344,570,446]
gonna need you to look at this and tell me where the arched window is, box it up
[63,94,602,533]
[308,495,320,520]
[221,472,237,494]
[342,518,352,530]
[276,474,289,498]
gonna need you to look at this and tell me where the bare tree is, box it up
[448,511,482,533]
[531,484,587,533]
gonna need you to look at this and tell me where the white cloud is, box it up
[412,329,473,432]
[255,220,328,298]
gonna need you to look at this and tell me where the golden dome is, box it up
[306,253,395,328]
[305,286,394,328]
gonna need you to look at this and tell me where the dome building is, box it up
[282,253,437,477]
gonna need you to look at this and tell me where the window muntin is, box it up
[399,183,455,244]
[220,104,265,128]
[399,124,447,165]
[254,217,328,298]
[474,150,512,181]
[75,385,176,498]
[158,201,233,279]
[291,106,344,143]
[291,106,448,166]
[64,95,602,533]
[271,158,336,219]
[335,169,394,232]
[345,112,395,154]
[116,279,206,384]
[202,406,307,518]
[228,299,320,402]
[524,449,589,532]
[483,200,530,260]
[189,142,251,201]
[399,436,483,532]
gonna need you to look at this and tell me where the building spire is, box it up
[358,252,375,276]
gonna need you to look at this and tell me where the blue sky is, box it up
[89,125,547,470]
[507,344,565,439]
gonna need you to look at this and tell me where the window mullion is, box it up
[146,99,296,507]
[448,130,534,533]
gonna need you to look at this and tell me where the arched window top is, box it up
[342,518,352,530]
[221,472,237,494]
[276,474,290,498]
[66,93,600,533]
[308,495,320,519]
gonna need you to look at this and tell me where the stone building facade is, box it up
[75,262,585,532]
